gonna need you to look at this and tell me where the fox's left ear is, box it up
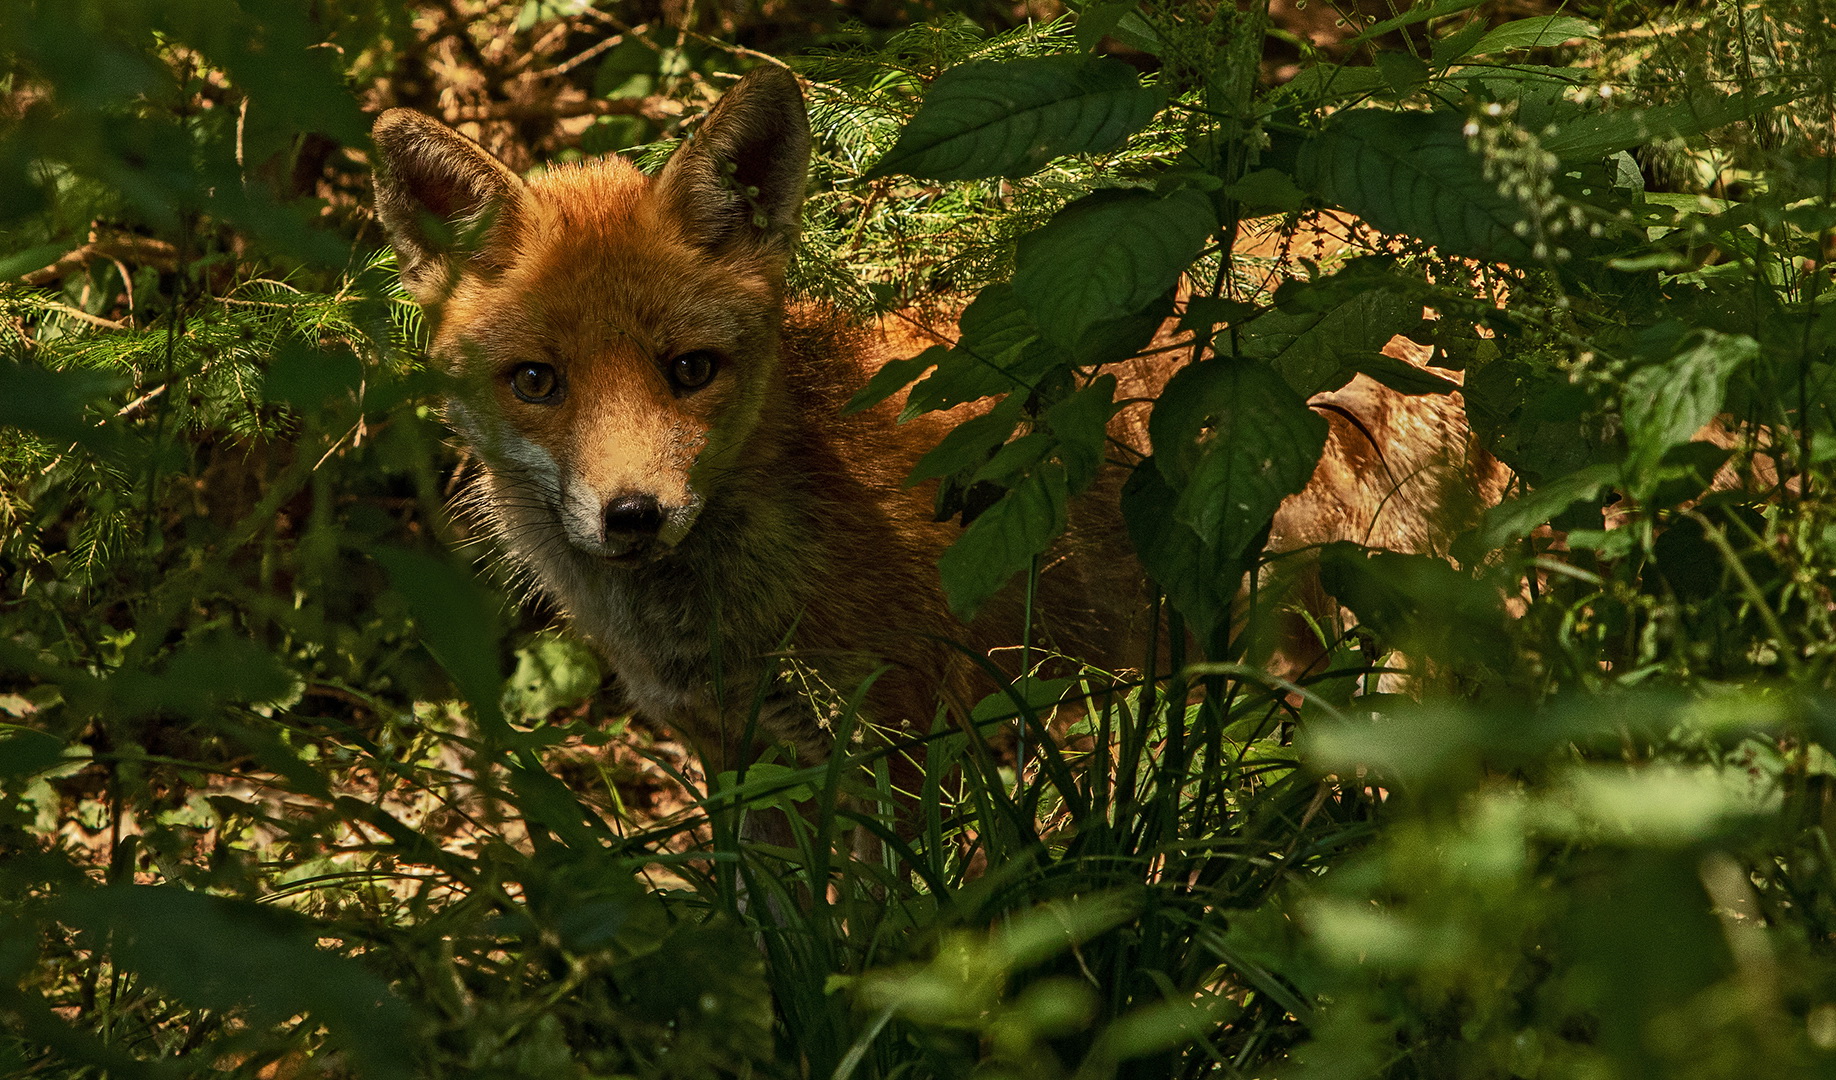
[655,66,811,263]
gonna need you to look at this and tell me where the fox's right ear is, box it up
[655,67,811,266]
[371,110,524,304]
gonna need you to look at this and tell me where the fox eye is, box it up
[669,350,719,392]
[509,362,560,403]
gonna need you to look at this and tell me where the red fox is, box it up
[370,68,1496,810]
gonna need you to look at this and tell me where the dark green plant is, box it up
[3,0,1836,1078]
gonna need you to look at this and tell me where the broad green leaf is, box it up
[57,885,413,1080]
[0,361,126,450]
[1623,331,1757,480]
[1297,109,1536,263]
[1054,298,1172,367]
[845,345,944,415]
[1150,358,1328,560]
[0,729,65,780]
[1465,461,1619,554]
[263,341,363,415]
[1074,0,1135,51]
[372,546,507,736]
[909,395,1024,486]
[1542,766,1764,846]
[1542,92,1786,162]
[1014,188,1216,350]
[1240,287,1421,397]
[1303,704,1485,784]
[1430,19,1492,65]
[1089,988,1244,1062]
[0,243,66,280]
[1121,462,1244,648]
[1375,51,1430,96]
[594,36,660,97]
[1345,0,1487,45]
[508,763,608,849]
[938,463,1069,621]
[1318,543,1508,670]
[972,432,1054,487]
[1044,374,1119,491]
[1276,64,1388,106]
[1342,352,1462,396]
[716,761,818,811]
[991,892,1140,969]
[110,635,295,717]
[867,56,1161,181]
[503,633,602,721]
[1470,15,1599,55]
[1220,168,1308,214]
[903,285,1045,417]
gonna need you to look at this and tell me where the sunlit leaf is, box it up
[868,56,1161,181]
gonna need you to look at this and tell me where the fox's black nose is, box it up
[603,494,663,537]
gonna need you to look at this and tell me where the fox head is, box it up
[371,68,811,564]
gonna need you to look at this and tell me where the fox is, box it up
[369,67,1498,828]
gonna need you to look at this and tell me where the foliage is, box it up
[2,0,1836,1078]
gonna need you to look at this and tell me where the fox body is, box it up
[371,68,1498,781]
[373,69,1145,777]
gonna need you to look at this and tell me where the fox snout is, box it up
[593,492,665,560]
[557,478,703,562]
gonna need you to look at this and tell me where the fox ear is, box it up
[655,67,810,263]
[371,110,524,303]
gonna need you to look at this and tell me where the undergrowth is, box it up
[3,0,1836,1078]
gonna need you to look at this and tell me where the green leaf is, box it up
[1430,20,1492,65]
[503,633,602,721]
[1623,331,1757,481]
[594,36,660,97]
[508,764,608,848]
[1044,374,1119,492]
[1542,92,1786,163]
[112,634,295,717]
[263,342,363,415]
[903,285,1044,417]
[1341,352,1462,396]
[1220,169,1309,214]
[1297,109,1536,263]
[1318,543,1508,670]
[1375,51,1430,96]
[0,730,65,780]
[867,56,1161,181]
[937,463,1069,621]
[1055,298,1172,367]
[909,396,1024,486]
[57,885,413,1080]
[0,361,126,450]
[845,345,944,415]
[972,432,1055,487]
[1276,64,1389,106]
[1345,0,1487,46]
[1462,462,1619,556]
[1241,287,1422,397]
[1150,358,1328,560]
[1470,15,1599,55]
[1074,0,1135,51]
[1121,462,1244,648]
[0,243,67,280]
[372,546,507,736]
[1014,188,1216,351]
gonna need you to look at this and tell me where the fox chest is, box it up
[547,554,836,749]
